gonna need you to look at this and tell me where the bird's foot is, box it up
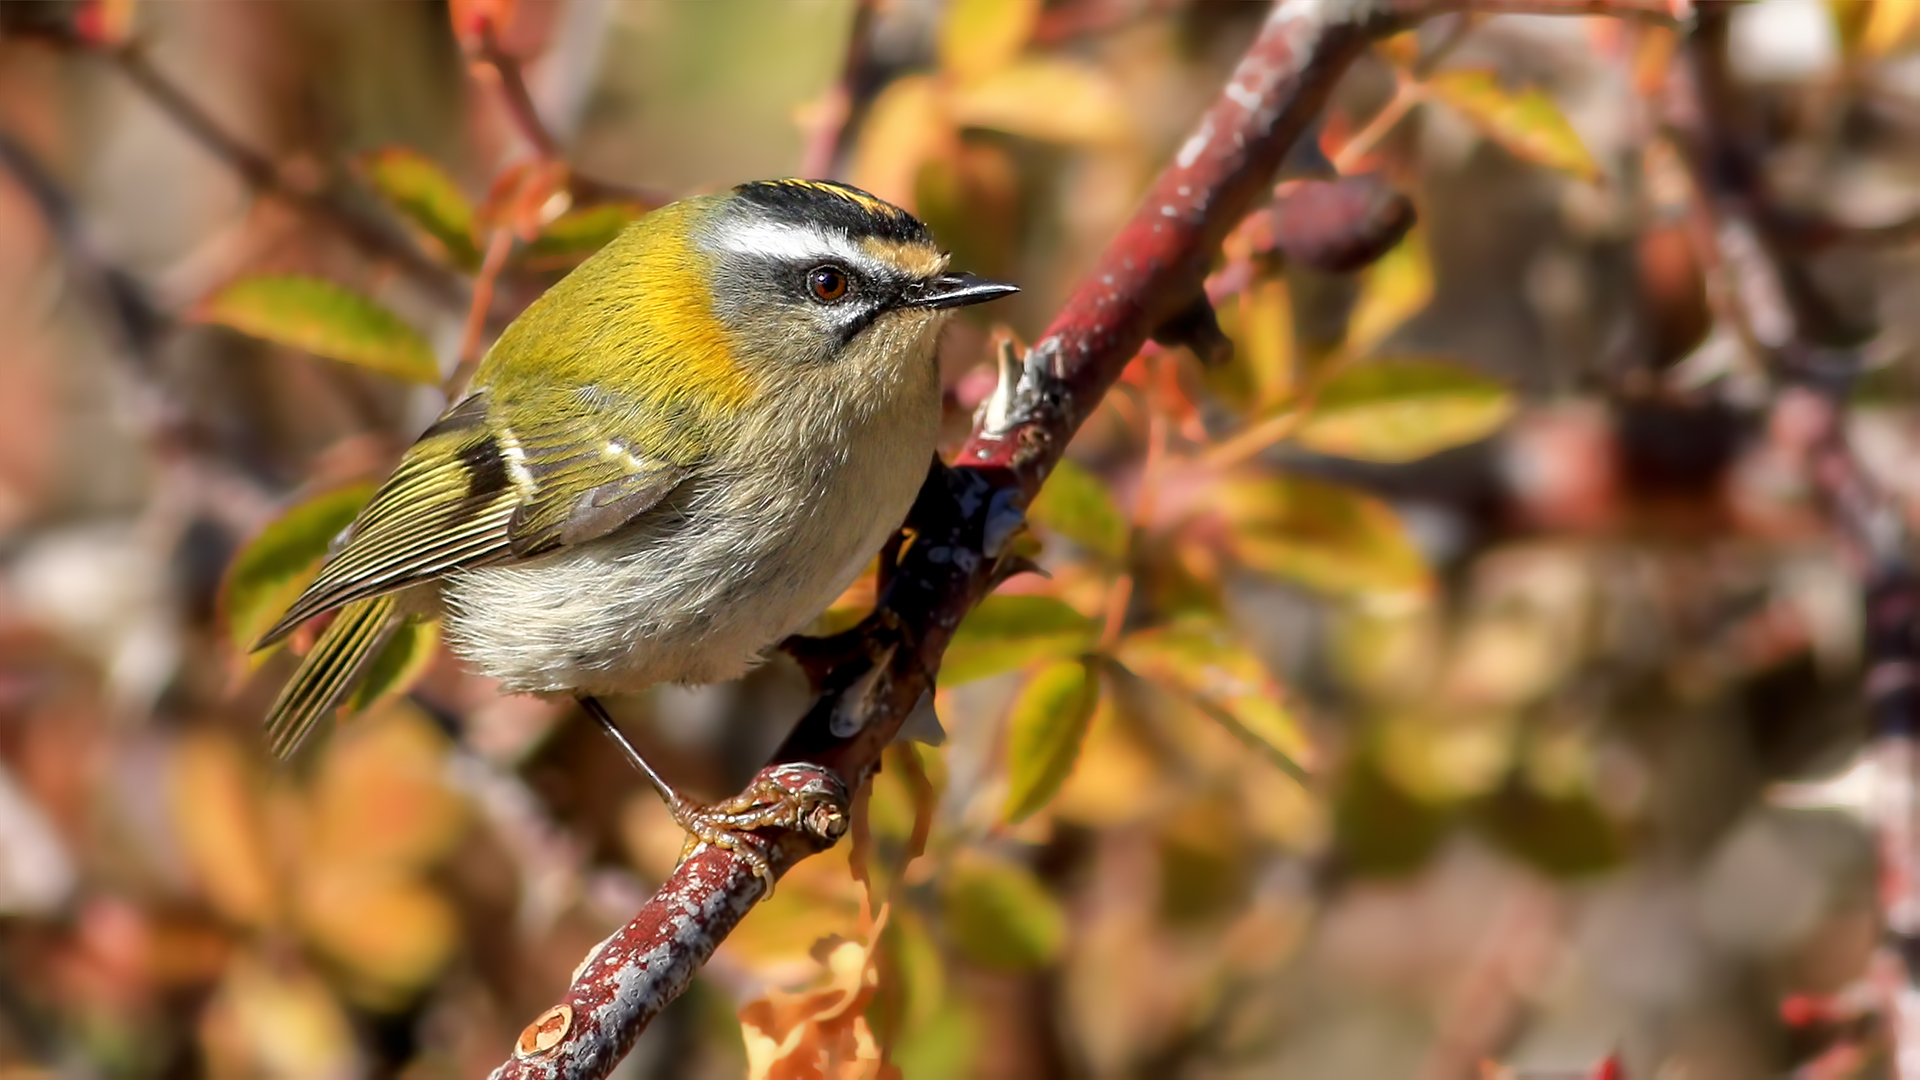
[670,764,851,894]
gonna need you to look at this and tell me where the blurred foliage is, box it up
[1,0,1919,1078]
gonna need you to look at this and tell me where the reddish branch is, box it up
[1666,7,1920,1073]
[485,1,1675,1077]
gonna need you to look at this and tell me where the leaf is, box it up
[940,594,1097,686]
[1427,69,1600,182]
[200,276,440,384]
[295,868,459,1001]
[1345,225,1431,357]
[1028,458,1129,562]
[1215,473,1430,597]
[1469,781,1622,878]
[852,75,953,209]
[1002,659,1101,824]
[519,202,646,265]
[939,0,1038,83]
[739,936,888,1080]
[344,618,441,714]
[1296,357,1514,463]
[307,703,466,872]
[1210,277,1294,413]
[940,853,1065,970]
[358,147,480,269]
[1116,619,1312,775]
[223,483,375,658]
[949,59,1129,145]
[168,733,279,928]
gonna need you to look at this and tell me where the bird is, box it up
[254,178,1017,877]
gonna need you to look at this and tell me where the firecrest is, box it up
[256,179,1016,867]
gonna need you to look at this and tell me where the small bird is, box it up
[256,179,1016,872]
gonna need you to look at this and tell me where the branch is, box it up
[1666,7,1920,1074]
[96,37,469,305]
[797,0,880,180]
[489,2,1676,1076]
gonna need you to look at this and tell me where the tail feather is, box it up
[263,596,399,758]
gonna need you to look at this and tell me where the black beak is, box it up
[907,271,1020,310]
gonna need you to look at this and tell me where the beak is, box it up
[907,271,1020,310]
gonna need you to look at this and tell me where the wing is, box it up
[255,389,691,649]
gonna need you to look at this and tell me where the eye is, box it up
[808,265,850,304]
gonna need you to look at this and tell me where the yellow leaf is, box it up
[306,703,466,872]
[221,482,374,661]
[1002,658,1102,824]
[1345,225,1431,356]
[168,733,280,928]
[1427,69,1600,181]
[201,957,356,1080]
[851,75,953,210]
[1862,0,1920,56]
[295,868,459,1000]
[1117,619,1313,773]
[949,59,1129,145]
[1296,357,1514,463]
[941,594,1098,686]
[940,852,1065,971]
[358,147,479,269]
[1028,458,1129,563]
[1215,474,1431,598]
[1211,276,1295,413]
[1050,691,1166,827]
[939,0,1038,83]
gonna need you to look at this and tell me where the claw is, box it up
[668,766,852,896]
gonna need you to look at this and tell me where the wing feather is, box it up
[255,386,694,649]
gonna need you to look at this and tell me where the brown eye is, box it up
[808,265,849,303]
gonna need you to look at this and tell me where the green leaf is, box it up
[1427,69,1600,182]
[1002,659,1102,824]
[201,276,440,384]
[223,483,375,657]
[1469,781,1622,878]
[940,594,1097,686]
[345,618,441,714]
[938,0,1037,83]
[940,853,1065,971]
[1028,458,1129,562]
[1116,620,1311,778]
[359,148,479,269]
[1345,225,1431,357]
[1297,357,1514,463]
[520,202,645,264]
[1215,474,1430,597]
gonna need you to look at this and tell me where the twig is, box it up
[488,2,1689,1077]
[1666,7,1920,1075]
[798,0,880,180]
[91,38,468,305]
[468,21,666,209]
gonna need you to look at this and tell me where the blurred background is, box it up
[2,0,1920,1076]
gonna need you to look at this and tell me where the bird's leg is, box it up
[577,696,847,891]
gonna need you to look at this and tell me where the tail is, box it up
[263,595,399,759]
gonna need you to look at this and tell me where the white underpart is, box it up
[717,219,893,278]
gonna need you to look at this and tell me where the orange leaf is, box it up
[739,925,897,1080]
[168,734,280,928]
